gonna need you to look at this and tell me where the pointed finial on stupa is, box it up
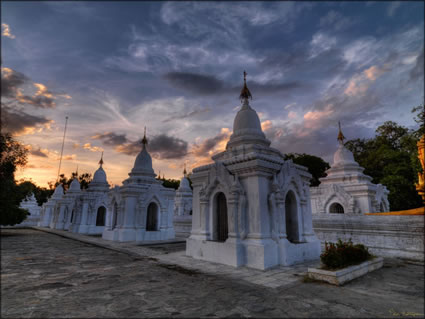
[75,164,79,178]
[183,163,187,176]
[99,151,104,167]
[141,126,148,146]
[337,121,345,144]
[239,70,252,103]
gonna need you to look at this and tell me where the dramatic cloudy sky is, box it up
[2,1,423,187]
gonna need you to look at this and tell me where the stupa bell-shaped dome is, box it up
[93,166,107,183]
[69,178,81,192]
[227,71,269,148]
[52,184,64,199]
[131,128,154,175]
[333,145,356,165]
[179,176,190,191]
[333,122,357,166]
[232,101,264,137]
[92,153,108,184]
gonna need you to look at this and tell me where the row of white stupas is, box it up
[35,134,192,242]
[21,72,389,270]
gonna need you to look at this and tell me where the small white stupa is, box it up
[102,128,176,242]
[310,122,390,215]
[50,171,82,230]
[38,184,64,227]
[70,153,110,235]
[173,164,193,238]
[18,193,41,226]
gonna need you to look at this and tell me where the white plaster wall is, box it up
[313,215,424,260]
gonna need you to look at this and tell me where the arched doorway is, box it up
[96,206,106,226]
[215,192,228,242]
[146,202,158,231]
[330,202,344,214]
[112,202,118,229]
[285,191,299,243]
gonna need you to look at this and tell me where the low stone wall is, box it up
[173,217,192,238]
[313,215,424,261]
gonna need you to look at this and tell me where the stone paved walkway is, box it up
[1,228,424,318]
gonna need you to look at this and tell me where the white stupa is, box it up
[186,72,320,270]
[38,184,64,227]
[70,153,110,235]
[18,193,41,226]
[102,128,176,242]
[50,173,82,230]
[173,165,193,238]
[310,122,390,215]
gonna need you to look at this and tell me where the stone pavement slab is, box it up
[2,228,424,318]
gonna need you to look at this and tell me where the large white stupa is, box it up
[186,72,320,270]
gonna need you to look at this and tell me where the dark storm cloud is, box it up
[1,67,62,108]
[30,147,48,158]
[149,134,188,159]
[164,71,306,96]
[192,131,229,157]
[409,49,424,82]
[164,72,224,95]
[92,132,129,146]
[93,131,188,159]
[2,105,51,134]
[1,68,28,97]
[18,93,56,109]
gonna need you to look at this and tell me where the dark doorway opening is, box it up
[96,206,106,226]
[146,202,158,231]
[216,192,228,242]
[285,191,299,243]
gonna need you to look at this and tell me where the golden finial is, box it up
[99,151,104,167]
[239,70,252,102]
[337,121,345,143]
[183,163,187,176]
[141,126,148,145]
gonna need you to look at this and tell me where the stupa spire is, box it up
[183,163,187,176]
[337,121,345,145]
[99,151,104,167]
[141,126,148,147]
[239,70,252,103]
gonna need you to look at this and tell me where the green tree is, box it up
[283,153,330,186]
[345,119,423,211]
[16,179,54,206]
[48,172,92,191]
[0,133,29,226]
